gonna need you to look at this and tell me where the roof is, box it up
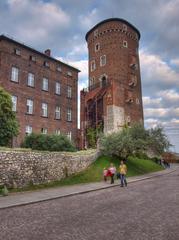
[0,35,80,72]
[85,18,141,41]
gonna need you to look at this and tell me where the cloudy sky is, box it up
[0,0,178,152]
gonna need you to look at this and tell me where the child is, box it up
[119,160,127,187]
[103,168,108,182]
[108,163,116,184]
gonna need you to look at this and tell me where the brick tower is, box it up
[80,18,143,148]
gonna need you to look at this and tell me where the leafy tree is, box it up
[99,123,171,158]
[86,124,103,148]
[0,87,19,146]
[148,126,171,155]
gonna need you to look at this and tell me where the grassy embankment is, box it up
[7,155,163,193]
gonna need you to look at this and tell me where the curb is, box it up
[0,167,177,210]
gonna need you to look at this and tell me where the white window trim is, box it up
[67,86,72,98]
[27,99,33,114]
[55,82,61,95]
[123,40,128,48]
[42,103,48,117]
[55,106,61,119]
[100,55,106,67]
[67,108,72,121]
[25,125,32,135]
[27,73,35,87]
[67,131,72,141]
[41,128,48,134]
[12,95,17,112]
[91,60,96,72]
[95,43,100,52]
[42,78,48,91]
[11,67,19,82]
[55,129,61,135]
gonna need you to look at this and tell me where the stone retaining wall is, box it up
[0,150,99,188]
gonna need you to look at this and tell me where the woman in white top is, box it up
[108,163,116,184]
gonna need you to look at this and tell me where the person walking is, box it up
[119,160,127,187]
[108,163,116,184]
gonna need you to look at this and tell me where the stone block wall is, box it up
[0,150,99,188]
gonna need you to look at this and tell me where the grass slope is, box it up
[8,155,163,193]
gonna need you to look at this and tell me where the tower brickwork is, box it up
[80,18,143,149]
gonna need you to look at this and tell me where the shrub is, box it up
[22,133,76,152]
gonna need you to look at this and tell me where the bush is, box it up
[22,133,76,152]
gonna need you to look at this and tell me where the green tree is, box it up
[99,123,171,158]
[148,126,171,155]
[0,87,19,146]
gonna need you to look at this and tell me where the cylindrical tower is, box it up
[80,18,143,148]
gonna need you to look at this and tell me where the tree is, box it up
[99,123,171,158]
[0,87,19,146]
[148,126,171,156]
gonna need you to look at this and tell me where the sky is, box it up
[0,0,178,152]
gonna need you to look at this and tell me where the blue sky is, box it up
[0,0,179,152]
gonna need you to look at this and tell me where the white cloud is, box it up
[157,89,179,102]
[143,96,162,106]
[144,108,179,118]
[79,8,98,29]
[170,58,179,66]
[140,50,179,91]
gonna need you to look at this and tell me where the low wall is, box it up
[0,150,99,188]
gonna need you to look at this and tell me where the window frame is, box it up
[67,108,72,122]
[26,99,34,114]
[42,77,49,91]
[27,72,35,87]
[55,106,61,120]
[11,95,17,112]
[55,82,61,95]
[11,66,19,83]
[100,55,106,67]
[42,102,48,117]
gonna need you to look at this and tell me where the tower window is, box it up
[95,43,100,52]
[123,41,128,48]
[94,29,98,37]
[136,98,140,105]
[100,55,106,66]
[91,60,96,72]
[123,24,127,31]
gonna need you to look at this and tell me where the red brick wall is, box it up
[0,37,79,146]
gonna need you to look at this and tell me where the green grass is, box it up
[9,155,164,193]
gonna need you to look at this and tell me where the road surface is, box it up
[0,168,179,240]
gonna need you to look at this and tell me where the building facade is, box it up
[0,35,79,146]
[80,18,144,148]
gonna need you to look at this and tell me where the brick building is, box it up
[80,18,144,148]
[0,35,80,146]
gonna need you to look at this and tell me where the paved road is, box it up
[0,169,179,240]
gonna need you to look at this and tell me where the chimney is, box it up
[44,49,51,56]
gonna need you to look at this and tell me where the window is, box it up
[11,67,19,82]
[94,29,98,37]
[100,55,106,66]
[55,129,61,135]
[89,77,95,87]
[42,103,48,117]
[27,73,35,87]
[91,60,96,72]
[30,55,36,62]
[41,128,47,134]
[123,41,128,48]
[42,78,48,91]
[26,99,33,114]
[44,61,49,67]
[14,48,21,56]
[95,43,100,52]
[136,98,140,104]
[67,108,72,121]
[55,82,61,95]
[25,125,32,135]
[67,71,72,76]
[123,24,127,31]
[11,95,17,112]
[57,66,62,72]
[67,86,72,98]
[67,131,72,141]
[55,106,61,119]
